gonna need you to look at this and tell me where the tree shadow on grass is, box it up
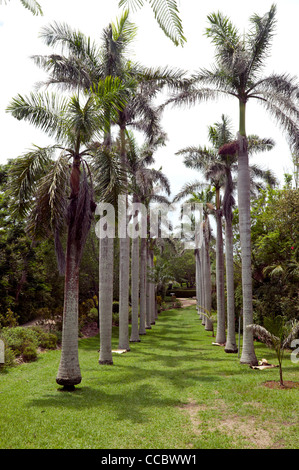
[26,383,185,425]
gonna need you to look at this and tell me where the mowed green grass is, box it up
[0,306,298,449]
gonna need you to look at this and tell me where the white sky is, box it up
[0,0,298,201]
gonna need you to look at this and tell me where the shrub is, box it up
[88,307,98,322]
[0,327,38,356]
[31,326,57,349]
[22,345,37,362]
[0,341,16,371]
[112,301,119,313]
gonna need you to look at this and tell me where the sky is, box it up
[0,0,298,203]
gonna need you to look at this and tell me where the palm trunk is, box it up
[139,236,147,335]
[195,248,201,318]
[145,247,152,329]
[56,234,81,390]
[224,218,238,353]
[99,236,114,364]
[149,248,155,325]
[203,221,213,332]
[118,126,130,351]
[215,194,226,344]
[237,101,258,365]
[130,234,141,342]
[200,243,206,326]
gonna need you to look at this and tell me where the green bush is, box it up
[22,345,37,362]
[30,326,57,349]
[112,301,119,313]
[0,327,39,356]
[88,307,98,322]
[0,342,16,371]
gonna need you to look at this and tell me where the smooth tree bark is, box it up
[215,189,226,344]
[224,218,238,353]
[203,222,213,332]
[56,232,81,390]
[145,247,152,329]
[130,234,141,342]
[118,127,131,351]
[237,128,257,364]
[139,236,147,335]
[99,235,114,364]
[149,247,156,325]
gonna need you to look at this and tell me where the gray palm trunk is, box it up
[56,237,81,390]
[130,235,141,342]
[149,248,156,325]
[224,218,238,353]
[145,247,152,329]
[118,128,131,351]
[118,233,131,350]
[99,235,114,364]
[139,236,147,335]
[237,132,258,365]
[215,208,226,344]
[200,244,206,326]
[195,248,201,318]
[203,225,213,332]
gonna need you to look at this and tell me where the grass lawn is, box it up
[0,306,298,449]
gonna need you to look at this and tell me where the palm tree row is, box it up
[7,11,180,389]
[174,115,277,354]
[165,3,299,365]
[5,5,299,390]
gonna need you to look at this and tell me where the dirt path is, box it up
[177,298,197,308]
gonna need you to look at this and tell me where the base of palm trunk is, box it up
[130,339,141,343]
[225,347,238,354]
[99,360,113,365]
[56,376,81,391]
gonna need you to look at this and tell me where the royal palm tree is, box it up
[93,144,127,364]
[174,187,215,332]
[178,115,276,348]
[126,131,170,333]
[7,84,125,389]
[166,4,299,363]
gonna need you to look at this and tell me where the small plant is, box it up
[0,308,19,328]
[22,345,37,362]
[199,307,217,337]
[247,316,299,386]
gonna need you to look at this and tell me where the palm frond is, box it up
[247,4,277,79]
[6,92,69,142]
[282,320,299,349]
[19,0,42,15]
[26,153,70,240]
[8,146,57,217]
[247,323,278,348]
[173,180,207,203]
[118,0,186,46]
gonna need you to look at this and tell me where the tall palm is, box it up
[175,187,215,331]
[179,115,276,348]
[167,4,299,364]
[126,131,170,333]
[93,144,127,364]
[7,86,124,389]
